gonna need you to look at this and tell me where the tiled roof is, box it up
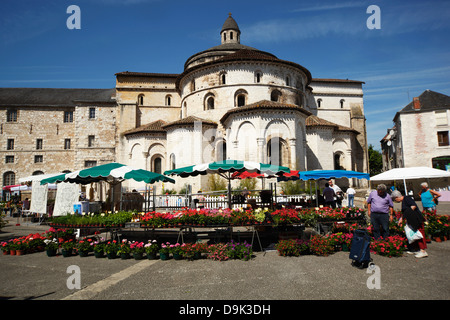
[306,115,360,134]
[115,71,179,78]
[0,88,115,107]
[161,116,217,129]
[123,120,167,136]
[220,100,312,124]
[311,78,365,84]
[399,90,450,113]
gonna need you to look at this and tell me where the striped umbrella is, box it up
[164,160,290,208]
[40,162,175,185]
[40,162,175,212]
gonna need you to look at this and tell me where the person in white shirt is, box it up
[328,180,343,208]
[346,187,356,207]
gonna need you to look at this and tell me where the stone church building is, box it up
[1,14,368,194]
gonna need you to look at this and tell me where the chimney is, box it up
[413,97,420,110]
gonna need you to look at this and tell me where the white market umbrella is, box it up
[370,167,450,195]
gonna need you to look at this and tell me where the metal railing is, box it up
[120,189,316,212]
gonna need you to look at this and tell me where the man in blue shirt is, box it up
[367,184,394,239]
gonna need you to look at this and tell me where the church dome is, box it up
[183,13,275,70]
[221,13,240,33]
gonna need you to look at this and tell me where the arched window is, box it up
[237,95,246,107]
[340,99,345,109]
[234,89,248,107]
[334,153,344,170]
[165,95,172,106]
[32,171,44,176]
[286,76,290,86]
[270,90,282,102]
[3,171,15,186]
[317,98,322,108]
[170,153,176,170]
[219,71,227,85]
[138,94,144,106]
[153,157,162,174]
[230,32,233,40]
[205,95,215,110]
[255,71,262,83]
[190,80,195,92]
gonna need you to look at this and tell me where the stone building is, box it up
[381,89,450,170]
[1,14,368,194]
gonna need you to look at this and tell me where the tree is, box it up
[368,144,382,176]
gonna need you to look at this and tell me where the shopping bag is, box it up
[404,224,423,244]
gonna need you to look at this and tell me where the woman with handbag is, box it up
[391,190,428,258]
[419,182,441,211]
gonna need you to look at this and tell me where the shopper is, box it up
[323,183,336,208]
[367,184,394,239]
[419,182,441,211]
[391,190,428,258]
[346,187,356,207]
[328,179,343,208]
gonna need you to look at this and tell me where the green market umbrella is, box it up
[40,162,175,212]
[164,160,290,208]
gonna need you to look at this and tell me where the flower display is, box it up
[370,235,407,257]
[309,235,335,256]
[144,240,159,255]
[105,240,120,254]
[76,238,93,253]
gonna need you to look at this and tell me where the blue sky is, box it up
[1,0,449,150]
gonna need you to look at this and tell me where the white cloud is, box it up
[292,1,368,13]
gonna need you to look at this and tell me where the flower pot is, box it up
[10,249,16,255]
[62,249,72,257]
[133,252,143,260]
[120,253,130,260]
[434,237,442,242]
[2,251,8,255]
[16,250,25,256]
[159,252,170,260]
[146,253,158,260]
[46,249,57,257]
[107,252,117,259]
[173,253,182,260]
[79,250,89,257]
[94,251,105,258]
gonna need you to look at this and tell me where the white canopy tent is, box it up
[370,167,450,195]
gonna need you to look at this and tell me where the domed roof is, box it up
[221,13,240,32]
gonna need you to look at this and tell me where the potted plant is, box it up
[181,243,196,260]
[130,241,145,260]
[76,238,92,257]
[170,243,183,260]
[61,240,75,257]
[309,235,335,256]
[105,240,119,259]
[14,239,28,255]
[144,240,159,260]
[44,238,59,257]
[1,241,10,255]
[159,242,171,260]
[117,239,131,259]
[92,240,106,258]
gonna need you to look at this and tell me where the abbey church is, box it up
[0,14,368,193]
